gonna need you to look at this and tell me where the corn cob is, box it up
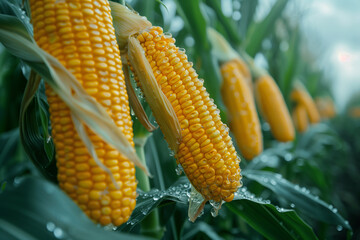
[315,97,336,119]
[292,104,308,133]
[29,0,136,226]
[349,106,360,118]
[231,58,253,91]
[220,60,262,160]
[133,26,241,203]
[291,86,320,124]
[255,75,295,142]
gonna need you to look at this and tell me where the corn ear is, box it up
[292,104,308,133]
[291,83,320,124]
[127,36,182,152]
[110,2,242,221]
[27,0,146,226]
[315,97,336,119]
[220,60,262,160]
[255,75,295,142]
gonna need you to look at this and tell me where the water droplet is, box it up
[290,203,295,208]
[209,200,222,217]
[164,32,172,38]
[270,180,277,186]
[153,195,159,201]
[175,164,183,175]
[53,227,64,239]
[13,177,22,186]
[336,225,343,231]
[178,48,186,54]
[46,222,55,232]
[141,208,148,215]
[284,153,293,161]
[262,122,270,131]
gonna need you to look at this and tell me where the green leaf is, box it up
[238,0,259,37]
[227,199,317,240]
[182,222,224,240]
[205,0,242,45]
[176,0,210,51]
[118,176,317,240]
[36,85,55,161]
[0,177,153,240]
[280,27,300,100]
[244,0,289,57]
[246,143,293,170]
[117,177,190,232]
[0,129,19,168]
[243,170,352,231]
[19,74,57,182]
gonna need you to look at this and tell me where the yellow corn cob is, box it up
[220,60,262,160]
[292,104,308,133]
[133,26,241,203]
[291,88,320,124]
[315,97,336,119]
[255,75,295,142]
[30,0,136,226]
[231,58,253,91]
[349,106,360,118]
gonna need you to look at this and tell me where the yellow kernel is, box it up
[78,194,89,204]
[123,188,133,197]
[214,159,224,169]
[65,169,75,176]
[78,180,92,189]
[63,182,76,193]
[121,207,131,218]
[75,163,90,171]
[101,195,111,205]
[77,172,91,180]
[105,150,119,158]
[91,210,101,220]
[187,163,197,174]
[101,207,111,215]
[109,191,123,200]
[99,216,111,225]
[111,200,121,209]
[89,190,101,200]
[94,182,107,190]
[189,143,200,152]
[87,201,99,211]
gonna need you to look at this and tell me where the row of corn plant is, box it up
[0,0,357,239]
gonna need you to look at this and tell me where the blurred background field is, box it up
[0,0,360,239]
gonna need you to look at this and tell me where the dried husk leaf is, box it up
[207,27,239,63]
[127,36,181,153]
[110,1,152,49]
[122,56,157,132]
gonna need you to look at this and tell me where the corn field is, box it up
[0,0,359,239]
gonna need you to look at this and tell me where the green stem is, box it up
[135,137,163,239]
